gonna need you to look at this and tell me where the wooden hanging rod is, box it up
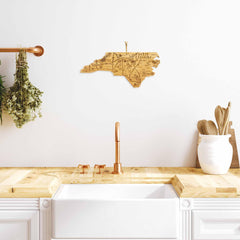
[0,45,44,57]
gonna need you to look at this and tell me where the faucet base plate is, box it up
[112,163,123,174]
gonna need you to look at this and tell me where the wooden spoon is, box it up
[197,120,218,135]
[205,120,218,135]
[215,105,224,135]
[197,120,207,135]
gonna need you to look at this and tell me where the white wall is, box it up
[0,0,239,167]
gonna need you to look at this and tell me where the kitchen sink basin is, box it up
[52,184,179,239]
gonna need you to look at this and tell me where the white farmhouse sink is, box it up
[52,184,179,239]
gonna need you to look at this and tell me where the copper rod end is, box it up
[33,45,44,56]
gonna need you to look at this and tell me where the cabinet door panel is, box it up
[193,210,240,239]
[0,210,39,240]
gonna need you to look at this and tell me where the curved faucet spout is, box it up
[115,122,120,142]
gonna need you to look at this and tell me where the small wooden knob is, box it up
[94,164,106,174]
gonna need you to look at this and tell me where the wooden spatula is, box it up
[222,102,231,135]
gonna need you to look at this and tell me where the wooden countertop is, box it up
[0,167,240,198]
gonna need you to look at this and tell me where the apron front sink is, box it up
[52,184,179,239]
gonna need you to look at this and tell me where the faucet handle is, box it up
[94,164,106,174]
[77,164,90,174]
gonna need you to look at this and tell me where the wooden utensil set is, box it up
[197,102,231,135]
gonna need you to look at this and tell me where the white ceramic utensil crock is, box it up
[198,134,233,174]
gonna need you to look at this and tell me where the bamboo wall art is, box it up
[81,42,160,88]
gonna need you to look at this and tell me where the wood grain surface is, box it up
[0,167,240,198]
[81,52,160,87]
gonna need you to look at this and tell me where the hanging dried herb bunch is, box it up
[4,49,43,128]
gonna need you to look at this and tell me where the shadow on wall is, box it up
[186,130,198,167]
[159,128,198,167]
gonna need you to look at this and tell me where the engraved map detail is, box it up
[81,52,160,88]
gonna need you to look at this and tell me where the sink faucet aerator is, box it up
[113,122,123,174]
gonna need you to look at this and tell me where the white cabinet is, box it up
[180,198,240,240]
[0,196,240,240]
[192,210,240,239]
[0,210,39,240]
[0,198,40,240]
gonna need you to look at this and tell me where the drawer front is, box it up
[192,210,240,239]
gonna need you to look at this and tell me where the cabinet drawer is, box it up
[192,210,240,239]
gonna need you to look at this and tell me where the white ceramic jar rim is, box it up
[200,134,231,142]
[200,134,231,138]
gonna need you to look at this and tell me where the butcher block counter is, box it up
[0,167,240,198]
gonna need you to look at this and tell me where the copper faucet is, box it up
[112,122,123,174]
